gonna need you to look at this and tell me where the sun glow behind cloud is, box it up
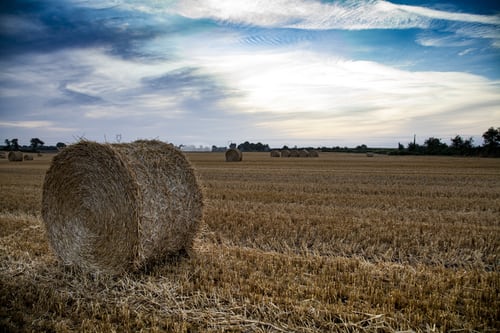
[183,45,500,141]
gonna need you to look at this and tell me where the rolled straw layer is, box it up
[42,140,203,274]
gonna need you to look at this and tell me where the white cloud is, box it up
[173,0,500,30]
[416,22,500,48]
[391,3,500,25]
[174,0,426,30]
[416,34,474,48]
[458,48,475,56]
[0,120,75,132]
[0,121,53,128]
[185,48,500,140]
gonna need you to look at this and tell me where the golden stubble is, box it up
[1,152,499,332]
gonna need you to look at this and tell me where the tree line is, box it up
[4,126,499,157]
[212,141,271,152]
[2,138,66,152]
[393,127,500,157]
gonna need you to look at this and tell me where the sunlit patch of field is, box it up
[1,152,499,332]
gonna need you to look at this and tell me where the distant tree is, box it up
[450,135,464,149]
[482,127,500,156]
[450,135,474,156]
[56,142,67,149]
[407,141,420,153]
[424,137,448,155]
[4,139,11,150]
[237,141,249,151]
[482,127,500,146]
[11,138,19,151]
[355,144,367,152]
[30,138,45,152]
[237,141,270,152]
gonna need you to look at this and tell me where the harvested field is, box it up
[1,152,499,332]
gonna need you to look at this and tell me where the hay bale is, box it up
[281,149,291,157]
[42,140,203,274]
[0,152,6,159]
[225,148,242,162]
[270,150,281,157]
[366,153,374,157]
[289,149,299,157]
[309,150,319,158]
[299,149,309,157]
[23,154,33,161]
[8,151,23,162]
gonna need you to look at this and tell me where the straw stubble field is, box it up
[1,152,499,332]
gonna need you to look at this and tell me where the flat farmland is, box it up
[1,152,499,332]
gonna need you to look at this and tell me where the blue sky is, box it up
[0,0,499,148]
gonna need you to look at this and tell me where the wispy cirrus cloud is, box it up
[391,2,500,25]
[416,33,474,48]
[173,0,500,55]
[174,0,500,30]
[0,120,53,128]
[0,120,75,133]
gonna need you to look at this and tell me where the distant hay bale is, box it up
[270,150,281,157]
[42,140,203,274]
[8,151,23,162]
[366,153,374,157]
[23,154,33,161]
[281,150,291,157]
[0,152,6,159]
[299,149,309,157]
[290,150,300,157]
[225,148,242,162]
[309,150,319,158]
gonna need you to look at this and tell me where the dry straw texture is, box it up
[42,140,203,274]
[23,154,34,161]
[225,148,242,162]
[309,150,319,157]
[270,150,281,157]
[289,150,300,157]
[2,153,499,331]
[8,151,23,162]
[280,149,291,157]
[299,149,309,157]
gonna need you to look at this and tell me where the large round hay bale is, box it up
[289,149,300,157]
[225,148,242,162]
[309,150,319,158]
[270,150,281,157]
[8,151,23,162]
[42,140,203,274]
[281,149,291,157]
[23,154,33,161]
[299,149,309,157]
